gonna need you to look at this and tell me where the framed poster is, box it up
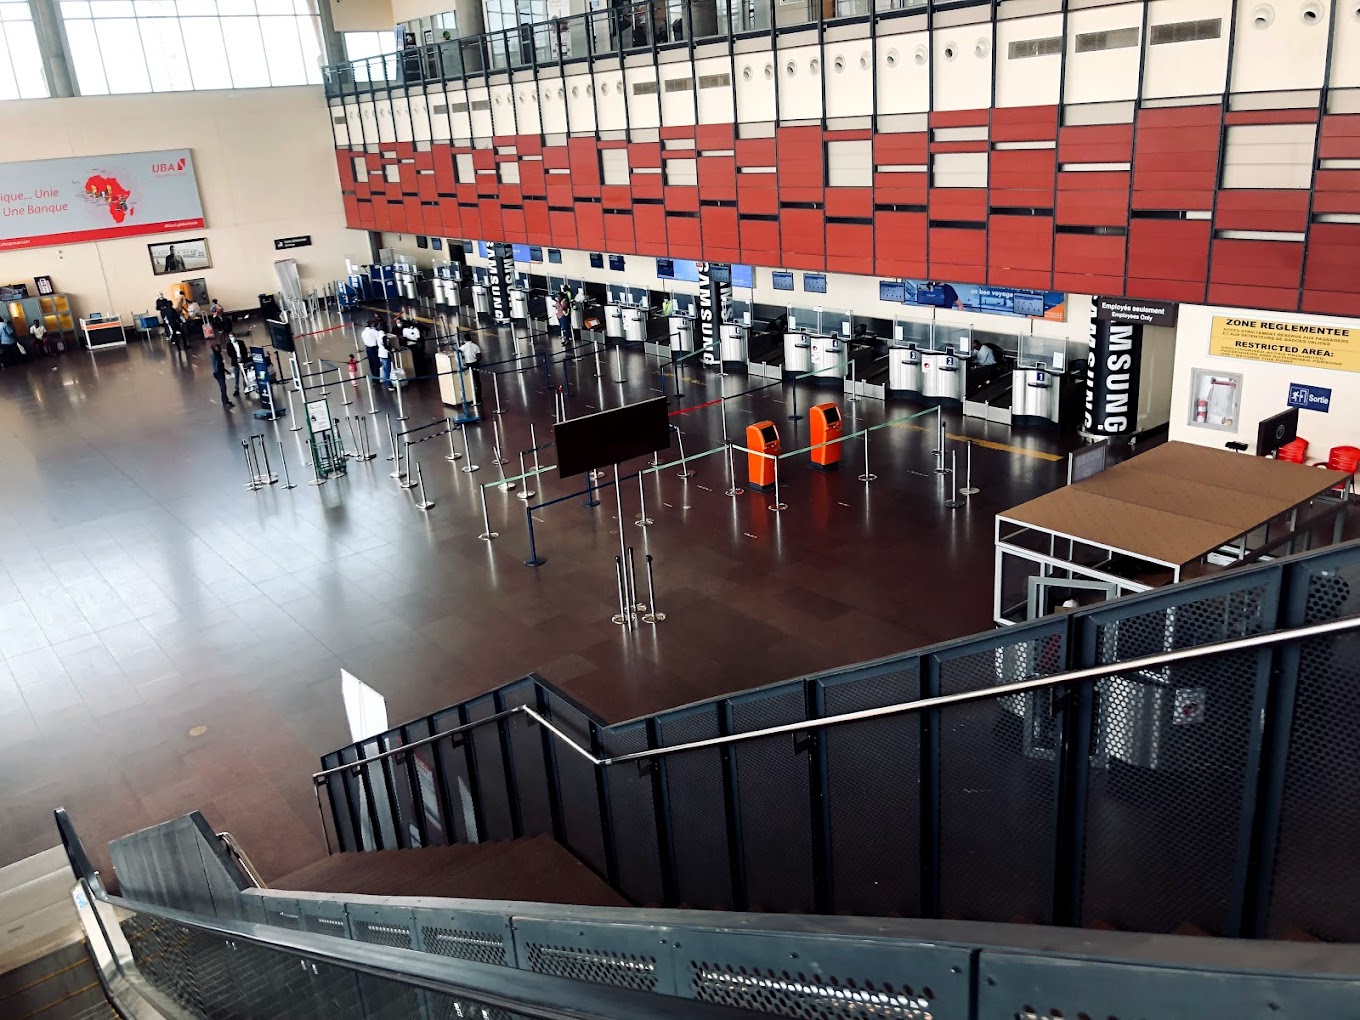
[149,238,210,275]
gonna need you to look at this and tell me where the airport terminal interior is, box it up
[2,0,1360,1017]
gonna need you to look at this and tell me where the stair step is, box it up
[0,849,69,897]
[0,872,77,929]
[272,835,627,908]
[0,943,104,1020]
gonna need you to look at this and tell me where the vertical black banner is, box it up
[489,242,514,323]
[1084,299,1143,438]
[697,262,731,355]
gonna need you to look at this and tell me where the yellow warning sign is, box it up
[1209,316,1360,373]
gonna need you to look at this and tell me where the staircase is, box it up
[273,835,627,906]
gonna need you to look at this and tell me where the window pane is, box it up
[7,22,49,98]
[0,26,19,101]
[176,0,215,13]
[140,17,193,90]
[215,0,253,13]
[60,0,92,15]
[135,0,177,14]
[261,15,305,84]
[297,14,321,83]
[255,0,290,13]
[65,19,111,93]
[181,16,231,88]
[97,18,152,91]
[90,0,136,16]
[220,15,269,86]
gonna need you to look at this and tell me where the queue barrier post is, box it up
[626,546,645,613]
[278,441,297,490]
[286,386,302,432]
[944,449,964,510]
[445,417,462,462]
[769,455,788,513]
[960,439,980,496]
[523,506,546,567]
[859,428,877,483]
[516,453,534,500]
[675,426,695,479]
[641,553,665,624]
[460,423,479,473]
[724,441,745,497]
[612,555,630,627]
[400,442,418,489]
[242,440,262,491]
[477,484,498,540]
[414,460,435,511]
[636,472,653,527]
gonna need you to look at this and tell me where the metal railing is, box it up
[315,540,1360,941]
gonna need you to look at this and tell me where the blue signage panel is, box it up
[608,254,626,272]
[897,278,1067,320]
[589,252,604,269]
[803,273,827,294]
[732,264,753,289]
[1288,382,1331,413]
[511,243,533,263]
[772,271,794,292]
[656,258,675,279]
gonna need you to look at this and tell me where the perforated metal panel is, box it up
[1267,551,1360,941]
[528,942,660,991]
[729,685,816,913]
[656,704,734,909]
[419,925,508,966]
[1080,579,1277,935]
[353,918,415,951]
[263,902,303,930]
[500,681,555,839]
[432,707,474,845]
[599,720,666,907]
[820,663,921,917]
[544,692,608,875]
[513,917,677,994]
[936,626,1064,924]
[297,899,350,940]
[467,695,515,841]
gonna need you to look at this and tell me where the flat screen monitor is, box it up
[803,273,827,294]
[529,246,544,262]
[555,396,672,478]
[772,271,794,292]
[265,318,295,352]
[656,258,675,279]
[608,255,626,272]
[548,248,563,264]
[880,280,906,303]
[589,252,604,269]
[1255,407,1299,457]
[1012,293,1045,317]
[708,263,732,284]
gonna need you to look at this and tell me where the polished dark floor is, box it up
[0,309,1078,881]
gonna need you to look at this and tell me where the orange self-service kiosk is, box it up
[810,403,843,469]
[746,420,780,490]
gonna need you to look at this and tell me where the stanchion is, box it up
[674,426,695,478]
[490,418,508,465]
[788,379,803,422]
[400,442,419,488]
[331,419,351,461]
[394,375,407,422]
[413,460,435,511]
[611,556,629,626]
[581,469,600,508]
[768,456,788,513]
[365,375,377,416]
[960,439,980,496]
[858,429,877,483]
[944,449,964,509]
[254,436,277,483]
[641,554,666,624]
[336,366,352,406]
[459,423,479,472]
[635,472,653,527]
[353,415,376,461]
[278,441,297,490]
[626,546,645,612]
[477,485,498,540]
[307,445,326,487]
[445,417,462,462]
[242,441,263,491]
[724,441,745,497]
[492,371,503,416]
[934,409,948,475]
[848,358,860,403]
[593,340,602,379]
[516,453,534,499]
[530,424,542,480]
[385,414,399,464]
[495,447,515,490]
[611,346,626,384]
[286,387,302,432]
[523,506,546,567]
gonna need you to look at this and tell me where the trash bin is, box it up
[810,403,843,470]
[746,420,780,491]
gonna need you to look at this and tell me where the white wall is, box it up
[0,87,370,318]
[330,0,394,32]
[1169,303,1360,458]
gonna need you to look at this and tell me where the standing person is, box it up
[556,288,573,345]
[28,318,48,356]
[0,317,17,367]
[228,333,250,397]
[459,333,483,402]
[155,293,173,340]
[210,343,234,408]
[347,354,360,387]
[165,303,185,351]
[208,297,222,319]
[378,328,394,389]
[361,318,383,379]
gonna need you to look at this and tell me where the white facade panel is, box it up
[995,12,1063,108]
[875,30,930,115]
[1143,0,1232,99]
[1231,0,1332,93]
[825,44,874,119]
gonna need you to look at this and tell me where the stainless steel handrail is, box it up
[309,616,1360,851]
[218,830,267,889]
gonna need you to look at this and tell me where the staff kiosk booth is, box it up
[810,404,843,469]
[746,420,781,490]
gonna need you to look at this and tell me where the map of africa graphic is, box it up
[83,175,133,224]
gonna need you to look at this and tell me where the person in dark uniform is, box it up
[210,343,234,408]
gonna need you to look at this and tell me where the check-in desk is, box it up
[623,305,646,344]
[888,344,923,399]
[509,287,529,322]
[921,349,964,406]
[471,284,490,318]
[604,304,624,341]
[809,333,848,386]
[435,350,478,407]
[783,329,812,377]
[668,314,695,353]
[718,321,747,369]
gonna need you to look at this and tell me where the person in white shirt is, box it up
[458,336,482,402]
[360,320,383,379]
[28,319,47,354]
[186,300,201,318]
[401,321,421,345]
[378,331,394,389]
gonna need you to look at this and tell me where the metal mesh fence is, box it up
[599,721,666,907]
[656,704,733,910]
[544,693,607,875]
[1267,555,1360,940]
[467,696,515,841]
[500,683,555,839]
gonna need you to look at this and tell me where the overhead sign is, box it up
[274,235,312,251]
[884,278,1067,321]
[1210,316,1359,373]
[1287,382,1332,413]
[0,149,204,251]
[1095,296,1178,328]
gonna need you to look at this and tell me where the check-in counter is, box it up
[435,350,478,407]
[471,283,490,317]
[888,345,923,398]
[783,330,812,377]
[809,333,848,385]
[719,321,747,369]
[510,287,529,322]
[669,314,695,352]
[604,304,624,340]
[623,305,646,344]
[1011,365,1061,427]
[921,349,964,405]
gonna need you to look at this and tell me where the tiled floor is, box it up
[0,308,1082,881]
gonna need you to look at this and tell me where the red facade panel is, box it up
[667,215,702,260]
[523,200,551,244]
[601,185,632,209]
[1053,233,1126,295]
[664,186,700,213]
[990,149,1057,206]
[696,123,736,151]
[988,215,1054,275]
[633,205,668,256]
[990,105,1058,143]
[1319,114,1360,160]
[929,109,989,128]
[1133,105,1221,211]
[575,203,605,249]
[700,205,740,258]
[739,217,780,265]
[777,126,824,201]
[873,212,927,278]
[1303,223,1360,294]
[826,222,873,275]
[501,206,527,243]
[1208,238,1304,289]
[698,156,737,201]
[737,177,779,215]
[873,132,928,166]
[604,211,635,251]
[568,138,601,195]
[873,171,928,206]
[549,209,578,249]
[1055,170,1130,227]
[1206,283,1304,312]
[477,199,503,240]
[928,189,986,222]
[1312,169,1360,214]
[1213,190,1310,233]
[824,188,872,220]
[631,173,665,201]
[928,226,985,279]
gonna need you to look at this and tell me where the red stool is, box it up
[1327,445,1360,473]
[1276,438,1308,463]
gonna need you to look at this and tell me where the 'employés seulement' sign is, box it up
[1209,316,1359,374]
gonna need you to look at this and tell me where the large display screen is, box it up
[772,271,795,292]
[0,149,204,251]
[555,396,672,478]
[803,273,827,294]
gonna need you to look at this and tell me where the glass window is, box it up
[0,2,50,101]
[59,0,322,94]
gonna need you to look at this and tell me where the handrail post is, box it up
[920,652,941,919]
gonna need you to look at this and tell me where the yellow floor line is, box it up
[889,421,1064,462]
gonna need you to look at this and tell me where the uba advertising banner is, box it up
[0,149,204,251]
[881,278,1067,320]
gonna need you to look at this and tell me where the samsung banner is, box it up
[1084,302,1143,438]
[0,149,204,251]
